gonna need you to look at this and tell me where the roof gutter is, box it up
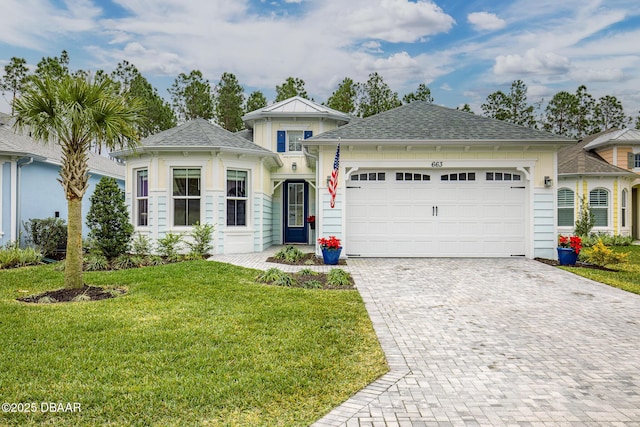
[304,138,576,146]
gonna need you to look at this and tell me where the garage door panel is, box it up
[346,169,526,257]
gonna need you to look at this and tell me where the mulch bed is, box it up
[18,285,126,304]
[534,257,617,271]
[266,252,347,266]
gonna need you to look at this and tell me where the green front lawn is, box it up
[562,245,640,295]
[0,261,387,426]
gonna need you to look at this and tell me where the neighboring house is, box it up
[116,98,575,259]
[557,128,640,238]
[0,112,125,246]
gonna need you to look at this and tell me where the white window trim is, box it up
[589,187,609,228]
[226,168,250,228]
[169,165,204,229]
[134,168,149,228]
[557,187,575,227]
[621,188,628,228]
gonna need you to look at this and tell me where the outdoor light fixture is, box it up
[292,162,297,171]
[544,176,553,187]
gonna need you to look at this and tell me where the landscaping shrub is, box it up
[256,268,296,287]
[326,268,352,287]
[186,222,215,257]
[580,232,633,247]
[274,245,304,263]
[86,177,133,259]
[0,242,43,269]
[83,252,109,271]
[23,217,67,257]
[299,268,318,276]
[584,240,629,267]
[131,233,153,256]
[574,196,595,237]
[157,232,184,262]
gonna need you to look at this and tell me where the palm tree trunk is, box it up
[65,197,84,289]
[60,145,89,290]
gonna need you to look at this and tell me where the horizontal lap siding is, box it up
[533,192,555,259]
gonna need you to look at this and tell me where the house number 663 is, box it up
[431,161,443,167]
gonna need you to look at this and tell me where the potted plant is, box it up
[318,235,341,265]
[557,235,582,265]
[307,215,316,230]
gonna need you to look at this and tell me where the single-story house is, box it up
[115,97,575,259]
[0,112,125,246]
[557,128,640,238]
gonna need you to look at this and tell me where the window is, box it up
[287,183,304,228]
[173,168,201,226]
[589,188,609,227]
[227,170,248,226]
[135,169,149,226]
[351,172,386,181]
[635,154,640,168]
[621,189,628,227]
[486,172,521,181]
[557,188,574,227]
[288,131,303,152]
[395,172,429,181]
[441,173,476,181]
[277,130,312,153]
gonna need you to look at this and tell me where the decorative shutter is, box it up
[277,131,286,152]
[628,152,635,169]
[303,130,313,139]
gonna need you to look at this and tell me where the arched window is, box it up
[621,189,628,228]
[557,188,575,226]
[589,188,609,227]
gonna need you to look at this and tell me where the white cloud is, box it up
[467,12,506,31]
[494,49,572,76]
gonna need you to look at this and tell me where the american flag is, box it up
[328,144,340,208]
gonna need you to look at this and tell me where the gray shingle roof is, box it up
[114,118,278,160]
[309,101,574,143]
[558,129,637,176]
[0,117,125,178]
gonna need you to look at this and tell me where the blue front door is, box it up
[284,181,308,243]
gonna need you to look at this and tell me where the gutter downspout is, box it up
[15,156,34,245]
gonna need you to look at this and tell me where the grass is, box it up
[561,245,640,295]
[0,261,387,426]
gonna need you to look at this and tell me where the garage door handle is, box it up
[435,206,438,216]
[432,206,438,216]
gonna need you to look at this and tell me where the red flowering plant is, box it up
[318,236,341,250]
[306,215,315,224]
[558,235,582,254]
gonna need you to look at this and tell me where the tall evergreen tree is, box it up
[357,72,401,118]
[245,90,267,113]
[32,50,70,81]
[402,83,433,104]
[0,57,29,114]
[214,72,245,132]
[275,77,308,101]
[327,77,358,114]
[168,70,214,122]
[111,61,176,137]
[543,91,578,136]
[457,103,474,113]
[594,95,626,131]
[574,85,596,138]
[481,80,535,127]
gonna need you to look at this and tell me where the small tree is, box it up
[23,217,67,257]
[574,196,595,237]
[86,177,133,259]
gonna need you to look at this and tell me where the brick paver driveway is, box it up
[313,258,640,426]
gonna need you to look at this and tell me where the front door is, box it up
[284,181,308,243]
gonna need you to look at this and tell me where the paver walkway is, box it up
[209,250,640,426]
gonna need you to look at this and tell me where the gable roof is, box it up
[242,96,352,125]
[558,129,637,177]
[307,101,574,145]
[583,128,640,150]
[0,113,125,179]
[112,118,282,165]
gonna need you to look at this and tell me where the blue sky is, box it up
[1,0,639,120]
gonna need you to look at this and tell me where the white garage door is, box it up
[345,170,526,257]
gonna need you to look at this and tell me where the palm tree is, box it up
[13,75,142,289]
